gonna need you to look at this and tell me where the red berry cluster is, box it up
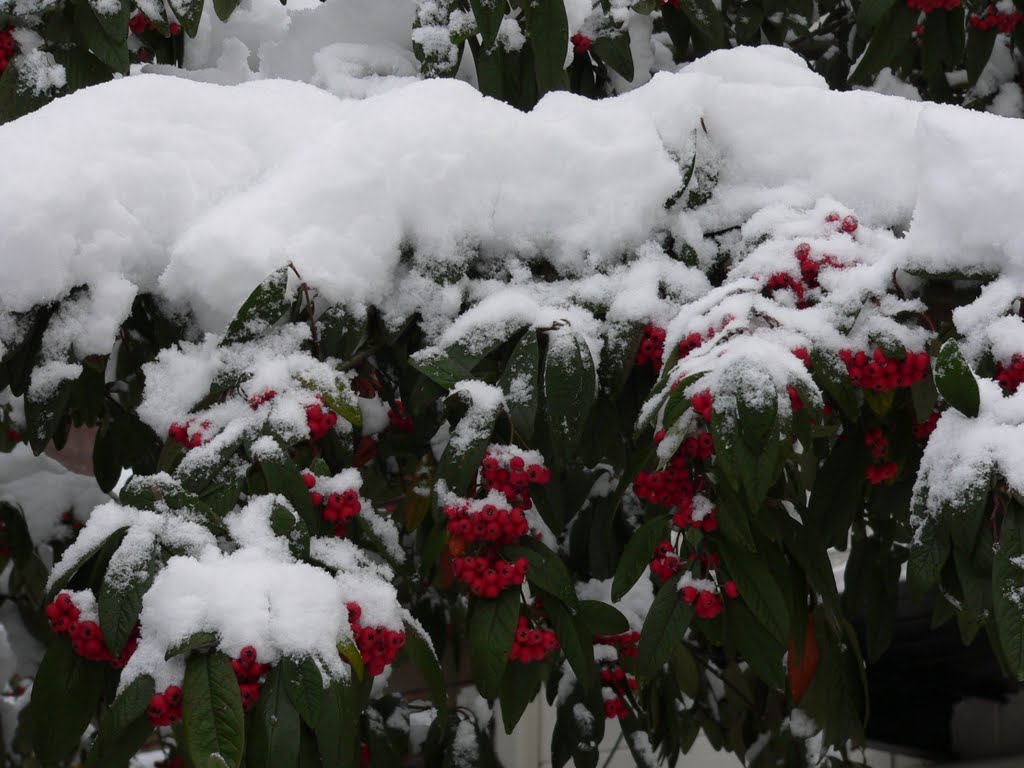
[360,744,371,767]
[864,427,899,484]
[636,324,667,373]
[571,33,592,53]
[61,511,83,532]
[445,500,528,545]
[690,390,713,422]
[765,272,806,304]
[452,555,529,598]
[346,602,406,676]
[995,354,1024,394]
[45,593,138,668]
[129,12,182,35]
[635,449,700,510]
[302,472,361,536]
[650,541,683,581]
[387,401,414,433]
[147,685,184,726]
[231,646,270,711]
[449,450,549,597]
[510,616,558,663]
[0,26,16,74]
[678,316,734,361]
[838,349,930,391]
[681,578,738,619]
[168,419,210,449]
[968,4,1020,29]
[912,411,940,441]
[6,427,22,443]
[595,633,640,719]
[248,389,277,410]
[792,242,850,294]
[306,399,338,440]
[906,0,960,11]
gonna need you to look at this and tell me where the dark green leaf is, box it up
[679,0,725,47]
[499,660,544,734]
[908,509,950,600]
[807,429,867,550]
[544,595,597,693]
[719,539,790,643]
[592,29,633,81]
[856,0,899,32]
[281,655,326,729]
[213,0,241,22]
[183,652,246,768]
[401,623,448,728]
[30,638,106,764]
[611,514,668,601]
[578,600,629,636]
[171,0,204,37]
[498,330,539,441]
[99,541,159,656]
[670,644,700,697]
[993,504,1024,680]
[47,526,130,600]
[966,25,998,86]
[468,588,520,698]
[543,327,597,466]
[849,3,919,84]
[935,339,979,418]
[505,540,578,610]
[73,0,129,73]
[470,0,505,48]
[316,678,364,768]
[248,666,301,768]
[222,267,289,346]
[261,451,318,531]
[522,0,570,95]
[638,573,694,679]
[166,631,219,660]
[85,675,155,768]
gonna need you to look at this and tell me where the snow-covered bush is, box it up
[3,43,1024,768]
[4,0,1024,123]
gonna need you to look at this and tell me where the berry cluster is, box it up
[452,555,529,598]
[480,452,552,504]
[147,685,184,726]
[690,390,713,422]
[968,4,1021,30]
[635,451,700,510]
[595,633,640,719]
[905,0,960,11]
[232,646,270,711]
[995,354,1024,394]
[0,26,16,74]
[302,472,362,536]
[650,541,683,581]
[248,389,277,410]
[510,616,558,663]
[6,427,22,443]
[765,272,806,303]
[346,602,406,676]
[306,399,338,440]
[838,349,930,391]
[168,419,210,449]
[864,427,899,484]
[571,33,592,53]
[636,324,667,373]
[129,13,182,35]
[45,593,138,668]
[61,510,83,532]
[824,212,859,234]
[793,242,850,293]
[913,411,940,441]
[445,499,528,545]
[387,401,414,433]
[681,578,738,619]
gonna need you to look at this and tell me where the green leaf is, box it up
[499,660,544,734]
[849,3,919,84]
[280,656,326,730]
[213,0,241,22]
[248,666,301,768]
[24,377,73,454]
[679,0,725,47]
[498,330,539,441]
[30,639,107,764]
[578,600,629,636]
[222,267,289,346]
[719,539,790,643]
[638,572,694,679]
[543,327,597,466]
[811,351,859,421]
[85,675,155,768]
[470,0,505,48]
[935,339,979,418]
[73,0,129,73]
[183,652,246,768]
[52,43,114,97]
[0,502,33,566]
[505,540,578,610]
[856,0,899,32]
[401,622,448,728]
[261,452,318,532]
[993,506,1024,680]
[89,0,129,43]
[592,29,633,81]
[807,429,867,550]
[410,345,485,391]
[166,630,220,660]
[966,25,998,86]
[0,57,51,124]
[908,511,950,600]
[316,679,364,768]
[47,526,129,600]
[318,305,365,361]
[522,0,570,96]
[670,644,700,697]
[611,514,668,601]
[544,595,597,693]
[468,588,520,698]
[171,0,204,37]
[99,541,160,656]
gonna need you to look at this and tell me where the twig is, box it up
[288,262,321,358]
